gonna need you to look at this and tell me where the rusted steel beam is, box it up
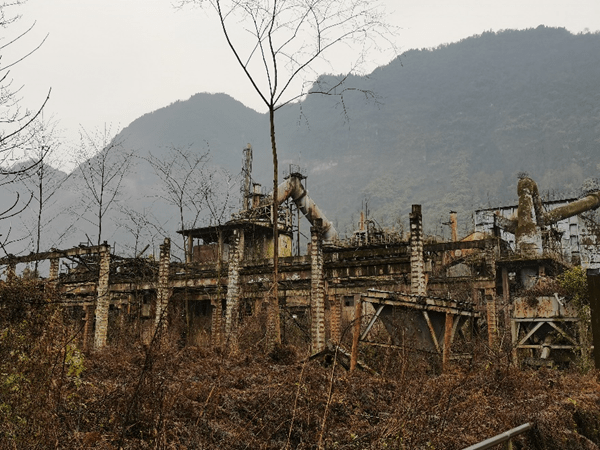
[0,243,110,265]
[517,345,577,350]
[363,292,479,317]
[512,317,579,322]
[546,321,579,346]
[517,322,544,346]
[360,304,385,341]
[422,311,441,354]
[424,239,490,253]
[463,422,532,450]
[365,298,477,317]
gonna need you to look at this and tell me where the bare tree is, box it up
[0,3,51,195]
[179,0,395,346]
[19,117,72,263]
[74,125,134,246]
[146,145,215,262]
[117,206,168,258]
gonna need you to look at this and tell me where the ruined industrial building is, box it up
[2,146,600,370]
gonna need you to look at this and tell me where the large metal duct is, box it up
[513,176,600,257]
[542,191,600,224]
[270,175,338,241]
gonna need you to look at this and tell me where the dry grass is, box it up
[1,280,600,449]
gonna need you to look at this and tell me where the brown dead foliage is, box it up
[1,282,600,449]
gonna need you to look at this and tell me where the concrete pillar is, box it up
[154,238,172,330]
[82,304,94,351]
[486,294,498,348]
[186,235,193,264]
[515,177,543,257]
[224,229,244,350]
[211,297,223,348]
[49,258,59,280]
[410,205,427,296]
[502,267,510,303]
[93,243,111,349]
[329,293,342,344]
[310,219,326,353]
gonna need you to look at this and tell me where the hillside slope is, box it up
[4,26,600,256]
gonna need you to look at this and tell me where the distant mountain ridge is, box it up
[4,26,600,256]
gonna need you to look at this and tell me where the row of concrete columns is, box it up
[214,207,428,354]
[60,205,427,353]
[92,239,172,350]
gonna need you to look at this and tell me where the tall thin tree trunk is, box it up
[35,169,43,273]
[269,107,281,347]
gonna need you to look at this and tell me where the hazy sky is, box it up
[6,0,600,169]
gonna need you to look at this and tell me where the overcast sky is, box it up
[6,0,600,169]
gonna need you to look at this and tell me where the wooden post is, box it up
[350,297,362,372]
[510,318,519,367]
[442,313,453,371]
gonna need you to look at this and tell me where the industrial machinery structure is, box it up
[1,149,599,368]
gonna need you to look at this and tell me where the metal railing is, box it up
[462,423,532,450]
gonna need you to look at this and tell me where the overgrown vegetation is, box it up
[2,279,600,449]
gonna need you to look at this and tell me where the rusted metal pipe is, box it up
[543,191,600,225]
[462,423,532,450]
[268,175,338,241]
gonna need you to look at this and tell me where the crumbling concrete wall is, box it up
[329,293,341,344]
[410,205,427,296]
[310,219,326,353]
[225,229,244,351]
[154,238,172,330]
[94,244,111,348]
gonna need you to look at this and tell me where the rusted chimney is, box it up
[410,205,427,296]
[515,177,543,258]
[449,211,458,242]
[252,183,261,209]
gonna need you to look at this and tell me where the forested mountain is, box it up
[4,26,600,256]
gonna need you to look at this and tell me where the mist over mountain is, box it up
[4,26,600,256]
